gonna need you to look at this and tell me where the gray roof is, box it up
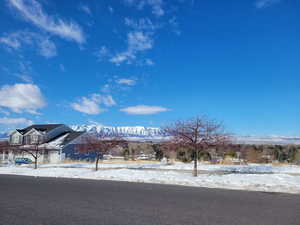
[17,124,64,134]
[46,131,85,146]
[62,131,85,145]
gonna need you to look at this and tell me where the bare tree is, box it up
[161,141,178,164]
[76,131,126,171]
[14,139,46,169]
[2,135,53,169]
[164,116,230,176]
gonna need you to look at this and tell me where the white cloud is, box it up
[0,108,10,116]
[144,58,154,65]
[120,105,169,115]
[101,84,111,93]
[0,117,33,126]
[0,31,57,58]
[15,61,33,83]
[71,94,116,115]
[16,74,33,83]
[101,76,138,94]
[95,46,110,62]
[87,119,105,126]
[128,31,153,51]
[96,18,158,65]
[108,17,158,65]
[91,94,116,107]
[110,51,135,65]
[110,31,153,65]
[169,16,181,36]
[8,0,85,43]
[0,83,46,114]
[78,3,91,15]
[38,38,56,58]
[83,6,91,15]
[0,35,21,49]
[255,0,281,8]
[124,0,164,17]
[102,95,116,106]
[71,97,104,115]
[124,17,158,31]
[116,79,136,86]
[148,0,164,17]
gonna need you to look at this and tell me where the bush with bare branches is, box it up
[76,131,126,171]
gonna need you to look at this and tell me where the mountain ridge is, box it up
[70,125,300,144]
[1,124,300,144]
[70,124,168,142]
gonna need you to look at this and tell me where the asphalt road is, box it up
[0,175,299,225]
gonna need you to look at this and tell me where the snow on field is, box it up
[38,161,300,174]
[1,162,300,194]
[159,162,300,174]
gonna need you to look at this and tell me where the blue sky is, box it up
[0,0,300,135]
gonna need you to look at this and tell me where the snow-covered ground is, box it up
[1,162,300,194]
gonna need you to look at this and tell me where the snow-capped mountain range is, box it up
[233,135,300,145]
[70,124,168,141]
[71,125,300,144]
[1,124,300,144]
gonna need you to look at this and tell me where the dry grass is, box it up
[102,160,160,164]
[59,159,296,166]
[271,162,292,166]
[62,159,160,165]
[218,160,247,165]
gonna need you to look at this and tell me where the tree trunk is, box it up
[34,157,37,169]
[95,155,100,171]
[193,149,198,177]
[34,149,38,169]
[131,149,135,161]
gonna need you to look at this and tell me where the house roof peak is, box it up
[16,124,65,134]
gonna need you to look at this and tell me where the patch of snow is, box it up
[16,162,300,174]
[157,163,300,174]
[1,162,300,194]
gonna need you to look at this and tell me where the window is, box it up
[31,135,40,144]
[12,134,21,144]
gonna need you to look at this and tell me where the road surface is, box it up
[0,174,299,225]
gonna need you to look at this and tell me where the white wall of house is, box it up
[23,129,43,144]
[10,131,22,145]
[0,150,16,162]
[48,150,65,163]
[0,149,64,164]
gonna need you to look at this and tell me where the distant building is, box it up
[1,124,86,163]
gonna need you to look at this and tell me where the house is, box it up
[1,124,86,163]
